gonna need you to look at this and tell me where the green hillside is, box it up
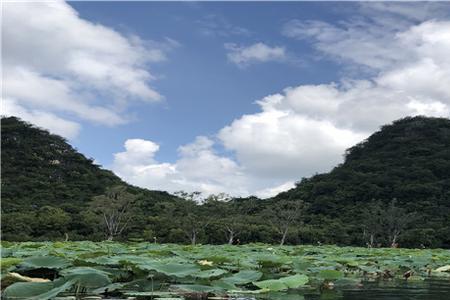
[1,117,180,241]
[1,116,449,248]
[272,116,450,248]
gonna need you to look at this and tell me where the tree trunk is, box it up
[391,233,398,248]
[280,227,289,246]
[191,230,196,245]
[107,235,114,241]
[369,234,374,248]
[228,231,234,245]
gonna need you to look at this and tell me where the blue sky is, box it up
[70,1,346,164]
[4,1,450,197]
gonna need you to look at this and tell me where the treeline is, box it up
[1,116,450,248]
[1,185,446,249]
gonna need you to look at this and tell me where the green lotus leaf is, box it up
[229,288,270,295]
[171,284,218,292]
[141,262,201,277]
[210,279,237,290]
[279,274,309,288]
[124,291,176,296]
[1,248,14,258]
[60,267,111,288]
[264,292,305,300]
[195,268,227,278]
[91,282,124,294]
[253,279,288,291]
[222,270,263,285]
[319,270,344,281]
[19,256,70,270]
[2,279,74,300]
[1,258,23,270]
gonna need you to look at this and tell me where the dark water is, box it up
[337,279,450,300]
[232,278,450,300]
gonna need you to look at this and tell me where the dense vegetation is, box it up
[1,116,450,248]
[2,242,450,299]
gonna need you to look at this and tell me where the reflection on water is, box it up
[338,279,450,300]
[231,278,450,300]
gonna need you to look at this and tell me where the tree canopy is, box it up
[2,116,449,248]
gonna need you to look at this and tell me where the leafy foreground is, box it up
[1,242,450,300]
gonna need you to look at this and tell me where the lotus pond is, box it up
[1,242,450,300]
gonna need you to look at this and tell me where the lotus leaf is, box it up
[318,270,344,280]
[2,279,74,300]
[60,267,111,288]
[19,256,70,270]
[222,270,263,285]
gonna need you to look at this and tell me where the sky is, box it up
[3,1,450,198]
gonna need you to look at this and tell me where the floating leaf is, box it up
[171,284,218,293]
[253,274,308,292]
[195,268,227,278]
[279,274,309,288]
[141,262,201,278]
[3,279,74,300]
[0,258,22,270]
[60,267,111,288]
[222,270,263,285]
[91,282,124,294]
[211,279,237,290]
[253,279,288,291]
[19,256,70,270]
[319,270,344,281]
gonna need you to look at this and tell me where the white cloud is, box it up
[218,98,367,180]
[112,6,450,198]
[112,137,251,197]
[225,43,286,67]
[2,0,172,138]
[256,181,296,199]
[2,98,81,139]
[3,67,126,126]
[197,14,251,37]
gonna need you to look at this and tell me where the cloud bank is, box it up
[2,0,170,138]
[113,4,450,197]
[4,2,449,197]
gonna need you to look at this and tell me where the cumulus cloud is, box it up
[2,0,172,138]
[225,43,286,67]
[113,4,450,198]
[112,137,251,196]
[2,98,81,139]
[218,97,367,180]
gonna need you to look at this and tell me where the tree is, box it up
[203,194,245,245]
[182,212,209,245]
[383,199,417,247]
[222,200,254,245]
[362,201,383,248]
[35,206,71,239]
[172,191,209,245]
[90,186,138,241]
[267,200,305,246]
[362,199,417,248]
[174,191,203,202]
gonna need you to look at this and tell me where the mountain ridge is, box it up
[2,116,449,247]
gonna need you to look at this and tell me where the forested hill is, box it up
[2,116,450,248]
[1,117,180,240]
[1,116,123,211]
[272,116,450,247]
